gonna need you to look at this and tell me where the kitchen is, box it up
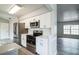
[12,4,57,55]
[0,4,57,55]
[19,10,57,55]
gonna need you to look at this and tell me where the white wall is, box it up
[0,19,9,40]
[48,4,57,55]
[0,22,9,39]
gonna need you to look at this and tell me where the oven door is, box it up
[27,35,36,45]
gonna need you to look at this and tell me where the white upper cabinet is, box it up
[39,12,51,28]
[25,18,31,28]
[30,16,40,22]
[20,19,30,28]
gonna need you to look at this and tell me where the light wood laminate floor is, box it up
[0,43,35,55]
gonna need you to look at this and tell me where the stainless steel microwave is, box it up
[30,20,40,28]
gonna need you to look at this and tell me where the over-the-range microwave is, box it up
[30,20,40,28]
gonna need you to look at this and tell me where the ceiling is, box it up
[57,4,79,14]
[15,4,45,17]
[57,4,79,22]
[1,4,79,21]
[0,4,14,20]
[0,4,50,21]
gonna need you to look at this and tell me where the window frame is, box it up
[63,25,79,35]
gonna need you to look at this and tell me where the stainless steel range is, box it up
[26,30,43,53]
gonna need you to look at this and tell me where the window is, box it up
[63,25,79,35]
[71,25,79,35]
[63,25,70,34]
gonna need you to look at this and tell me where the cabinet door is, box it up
[25,19,29,28]
[39,39,44,55]
[31,16,40,22]
[36,37,40,54]
[36,37,43,55]
[36,37,48,55]
[19,23,26,34]
[40,12,51,28]
[39,14,45,28]
[21,35,24,46]
[21,34,27,47]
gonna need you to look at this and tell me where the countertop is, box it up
[36,35,50,39]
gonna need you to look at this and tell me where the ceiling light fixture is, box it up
[9,5,21,14]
